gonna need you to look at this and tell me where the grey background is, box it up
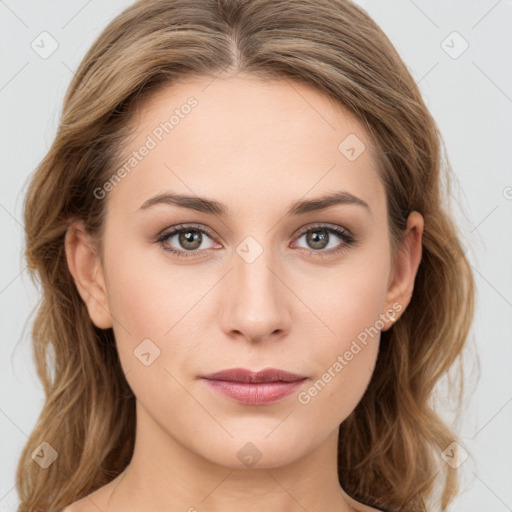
[1,0,511,510]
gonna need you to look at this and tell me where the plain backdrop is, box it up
[1,1,511,511]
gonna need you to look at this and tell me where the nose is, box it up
[219,243,292,344]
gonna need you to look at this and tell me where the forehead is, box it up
[135,74,372,154]
[106,74,385,219]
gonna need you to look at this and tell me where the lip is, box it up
[202,367,307,383]
[201,367,308,405]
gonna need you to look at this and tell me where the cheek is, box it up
[103,231,195,337]
[106,263,169,337]
[295,252,390,417]
[102,239,212,382]
[99,235,174,368]
[102,254,195,408]
[303,248,390,348]
[296,289,383,426]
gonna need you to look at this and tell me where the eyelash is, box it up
[155,223,357,259]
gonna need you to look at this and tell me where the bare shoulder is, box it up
[350,501,386,512]
[60,500,81,512]
[60,485,112,512]
[340,487,386,512]
[62,471,125,511]
[60,496,94,512]
[62,496,386,512]
[350,498,386,512]
[351,503,385,512]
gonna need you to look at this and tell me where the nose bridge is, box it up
[234,234,283,311]
[221,234,290,341]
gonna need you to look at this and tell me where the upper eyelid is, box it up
[161,223,217,240]
[293,222,350,237]
[159,222,351,242]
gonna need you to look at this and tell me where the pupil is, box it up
[308,230,328,249]
[180,230,201,249]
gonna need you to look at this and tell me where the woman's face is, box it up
[68,74,422,471]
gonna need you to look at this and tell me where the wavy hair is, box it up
[17,0,476,510]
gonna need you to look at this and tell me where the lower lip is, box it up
[202,378,307,405]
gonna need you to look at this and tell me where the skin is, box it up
[63,74,423,512]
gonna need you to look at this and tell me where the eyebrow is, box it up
[138,190,372,216]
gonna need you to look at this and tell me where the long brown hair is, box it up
[18,0,476,510]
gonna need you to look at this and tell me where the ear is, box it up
[381,211,424,331]
[64,219,113,329]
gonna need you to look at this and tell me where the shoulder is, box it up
[340,487,387,512]
[61,503,77,512]
[60,497,88,512]
[62,471,124,511]
[60,486,112,512]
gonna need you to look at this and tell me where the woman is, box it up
[17,0,475,511]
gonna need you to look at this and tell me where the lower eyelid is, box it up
[160,228,218,251]
[158,224,355,256]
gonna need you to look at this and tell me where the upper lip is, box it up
[201,367,307,383]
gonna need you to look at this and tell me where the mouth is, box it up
[201,367,307,383]
[200,367,308,405]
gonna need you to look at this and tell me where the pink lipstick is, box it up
[201,367,308,405]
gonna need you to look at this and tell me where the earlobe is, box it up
[64,220,113,329]
[382,211,424,331]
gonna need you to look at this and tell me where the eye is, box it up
[156,223,357,259]
[156,224,218,258]
[292,223,357,258]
